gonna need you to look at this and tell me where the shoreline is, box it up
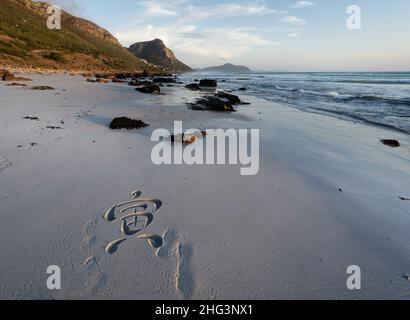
[0,74,410,299]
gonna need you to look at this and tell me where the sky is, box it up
[48,0,410,71]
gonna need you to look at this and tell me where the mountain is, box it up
[200,63,251,73]
[128,39,192,72]
[0,0,160,72]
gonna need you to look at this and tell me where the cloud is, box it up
[144,4,178,17]
[114,23,281,65]
[288,32,304,37]
[141,0,277,21]
[291,1,315,9]
[113,0,286,67]
[280,15,307,26]
[141,0,183,17]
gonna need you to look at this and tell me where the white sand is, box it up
[0,74,409,300]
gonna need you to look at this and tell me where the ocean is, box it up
[180,72,410,134]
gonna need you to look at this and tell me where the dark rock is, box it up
[140,80,155,86]
[238,87,247,91]
[86,78,97,83]
[190,96,235,112]
[128,80,141,86]
[185,83,201,91]
[94,73,106,79]
[114,72,132,79]
[215,91,241,105]
[381,139,400,148]
[136,84,160,94]
[109,117,149,130]
[399,196,410,201]
[2,70,31,81]
[31,86,54,90]
[112,78,126,83]
[96,78,110,83]
[153,77,177,83]
[199,79,217,87]
[7,82,27,87]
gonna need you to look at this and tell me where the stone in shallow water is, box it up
[185,83,200,91]
[199,79,217,87]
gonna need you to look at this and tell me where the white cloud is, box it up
[280,15,307,26]
[291,1,315,9]
[141,0,183,17]
[145,4,178,17]
[141,0,277,21]
[288,32,304,37]
[114,23,282,66]
[113,0,287,67]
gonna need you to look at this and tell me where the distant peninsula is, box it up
[199,63,251,73]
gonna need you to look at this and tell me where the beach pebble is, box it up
[109,117,149,130]
[380,139,400,148]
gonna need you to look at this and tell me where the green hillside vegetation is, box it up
[0,0,159,72]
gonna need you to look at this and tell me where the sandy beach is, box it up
[0,74,410,300]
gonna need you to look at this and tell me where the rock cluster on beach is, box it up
[80,71,251,111]
[189,96,236,112]
[215,91,242,104]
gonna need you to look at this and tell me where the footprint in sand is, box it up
[0,154,12,173]
[83,219,97,248]
[176,242,195,299]
[102,190,165,255]
[157,227,178,258]
[81,220,107,295]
